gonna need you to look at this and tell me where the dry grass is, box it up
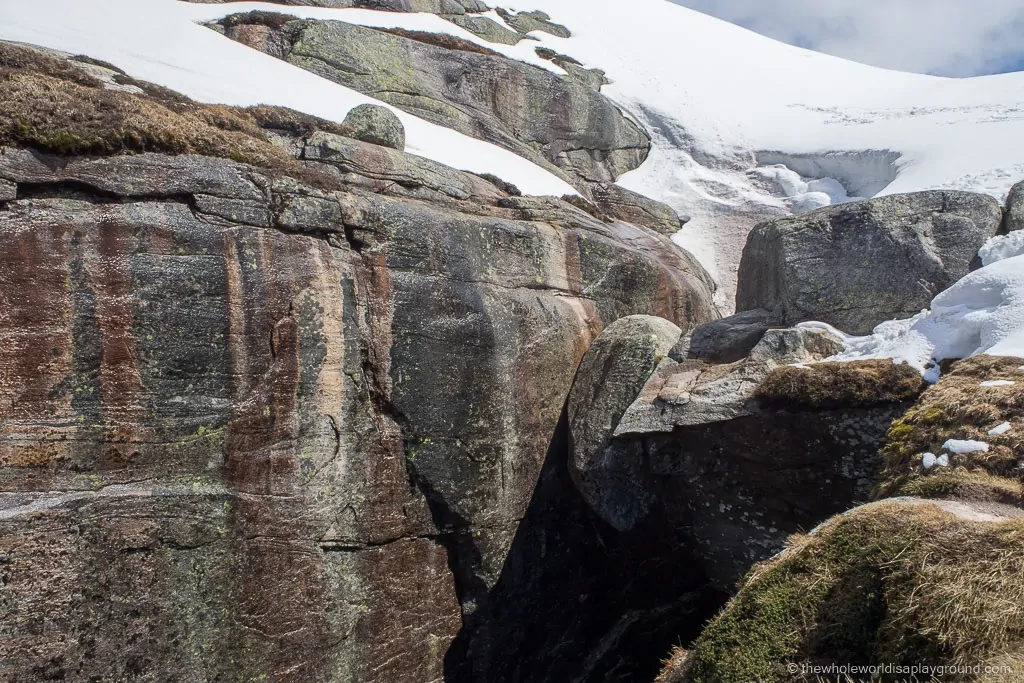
[0,41,345,190]
[670,501,1024,683]
[373,27,504,57]
[755,360,927,411]
[878,355,1024,500]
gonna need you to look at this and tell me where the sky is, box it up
[671,0,1024,77]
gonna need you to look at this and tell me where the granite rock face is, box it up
[220,15,651,189]
[0,145,716,682]
[736,191,1003,335]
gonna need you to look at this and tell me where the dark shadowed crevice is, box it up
[443,407,728,683]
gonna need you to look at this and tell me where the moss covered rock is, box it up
[342,102,406,150]
[663,499,1024,683]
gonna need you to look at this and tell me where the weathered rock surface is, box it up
[590,183,686,236]
[496,8,571,38]
[443,13,525,45]
[568,316,682,531]
[220,15,651,188]
[0,144,716,682]
[736,191,1004,335]
[342,103,406,150]
[563,314,923,590]
[191,0,489,12]
[1004,180,1024,232]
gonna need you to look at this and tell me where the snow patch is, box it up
[980,380,1016,387]
[989,422,1013,436]
[922,452,937,469]
[816,254,1024,379]
[749,164,852,213]
[979,232,1024,267]
[942,439,989,455]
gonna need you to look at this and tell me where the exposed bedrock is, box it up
[566,313,927,591]
[0,145,716,682]
[190,0,490,13]
[736,190,1003,335]
[218,14,652,190]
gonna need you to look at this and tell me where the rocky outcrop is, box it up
[562,312,926,590]
[1004,180,1024,232]
[342,103,406,150]
[191,0,489,12]
[219,14,651,189]
[736,191,1003,335]
[0,113,715,682]
[590,183,686,236]
[495,8,571,38]
[443,13,525,45]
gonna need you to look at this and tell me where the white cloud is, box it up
[671,0,1024,76]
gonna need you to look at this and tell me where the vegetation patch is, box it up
[876,355,1024,499]
[755,360,927,411]
[662,501,1024,682]
[373,27,504,57]
[0,41,345,190]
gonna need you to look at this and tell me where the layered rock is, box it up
[736,191,1003,334]
[217,13,651,189]
[0,112,714,681]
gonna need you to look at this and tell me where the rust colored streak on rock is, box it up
[89,217,152,449]
[223,231,302,496]
[356,538,462,683]
[0,224,74,471]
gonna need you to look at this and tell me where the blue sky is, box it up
[671,0,1024,77]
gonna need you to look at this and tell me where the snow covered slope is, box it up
[490,0,1024,305]
[4,0,1024,308]
[179,0,1024,309]
[0,0,578,197]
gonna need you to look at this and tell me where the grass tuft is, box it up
[665,502,1024,682]
[0,41,346,190]
[755,360,927,411]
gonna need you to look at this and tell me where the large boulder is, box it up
[736,191,1004,335]
[1004,180,1024,232]
[341,103,406,150]
[220,14,651,188]
[567,315,683,531]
